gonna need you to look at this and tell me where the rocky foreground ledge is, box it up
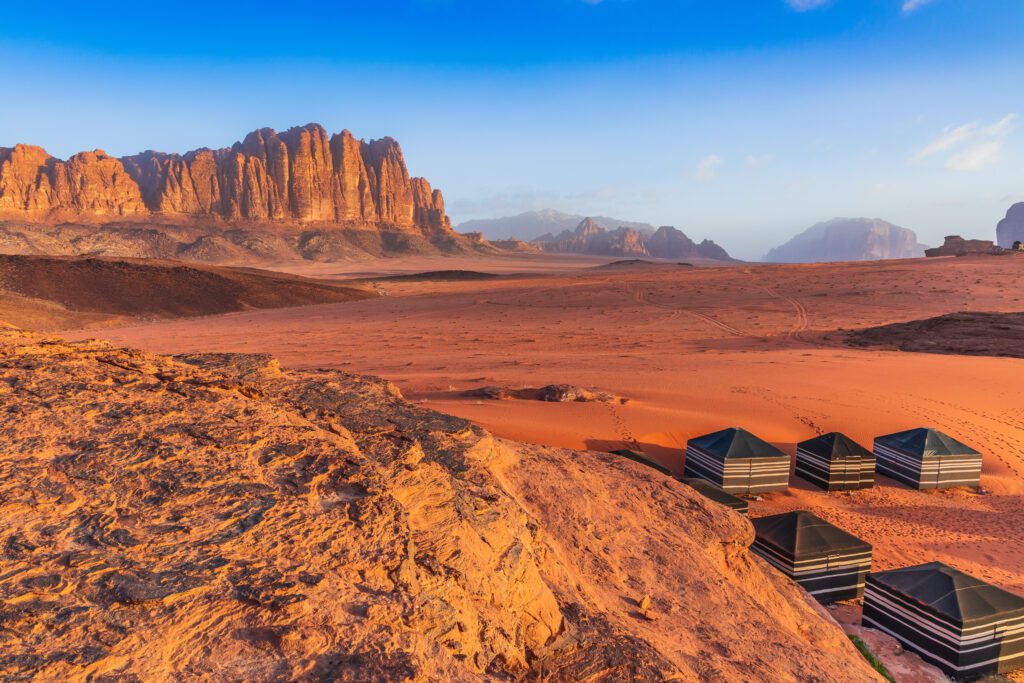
[0,331,881,681]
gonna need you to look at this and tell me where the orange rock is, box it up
[0,124,452,236]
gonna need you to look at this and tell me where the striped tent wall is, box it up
[794,446,876,491]
[863,577,1024,678]
[751,538,872,602]
[858,450,876,489]
[684,444,789,494]
[874,441,981,490]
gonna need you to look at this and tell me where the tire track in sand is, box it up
[620,281,745,337]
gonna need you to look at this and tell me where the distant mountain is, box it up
[456,209,655,241]
[763,218,926,263]
[996,202,1024,248]
[531,218,732,260]
[532,218,647,257]
[646,225,732,261]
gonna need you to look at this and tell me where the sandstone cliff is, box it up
[0,125,477,263]
[0,124,449,232]
[764,218,925,263]
[996,202,1024,248]
[0,330,882,682]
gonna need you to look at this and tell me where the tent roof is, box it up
[752,510,871,556]
[680,478,748,511]
[870,562,1024,625]
[874,428,979,457]
[798,432,871,460]
[689,427,787,460]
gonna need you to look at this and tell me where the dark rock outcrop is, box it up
[764,218,924,263]
[925,235,999,257]
[996,203,1024,248]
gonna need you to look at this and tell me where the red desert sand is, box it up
[73,254,1024,615]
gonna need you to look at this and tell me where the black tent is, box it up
[680,478,749,515]
[863,562,1024,679]
[684,427,790,494]
[795,432,875,491]
[751,511,872,603]
[874,428,982,489]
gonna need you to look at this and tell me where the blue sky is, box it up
[2,0,1022,258]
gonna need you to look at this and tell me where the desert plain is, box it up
[74,252,1024,602]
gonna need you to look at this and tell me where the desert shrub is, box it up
[848,635,895,682]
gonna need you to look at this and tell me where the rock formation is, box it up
[0,330,883,681]
[924,235,999,257]
[764,218,924,263]
[996,202,1024,248]
[0,124,449,232]
[0,125,477,263]
[532,218,732,260]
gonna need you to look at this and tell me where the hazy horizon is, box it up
[2,0,1022,259]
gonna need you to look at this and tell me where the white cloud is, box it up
[786,0,828,11]
[694,154,723,182]
[911,113,1017,172]
[946,142,1002,172]
[983,113,1018,137]
[901,0,935,13]
[911,121,978,162]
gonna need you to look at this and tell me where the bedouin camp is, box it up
[795,432,875,491]
[862,562,1024,679]
[751,510,872,603]
[873,428,982,490]
[680,478,749,515]
[684,427,790,494]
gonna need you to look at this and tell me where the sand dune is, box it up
[0,254,373,330]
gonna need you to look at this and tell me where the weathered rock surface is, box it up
[0,331,882,681]
[924,235,999,257]
[996,202,1024,248]
[531,218,732,260]
[764,218,925,263]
